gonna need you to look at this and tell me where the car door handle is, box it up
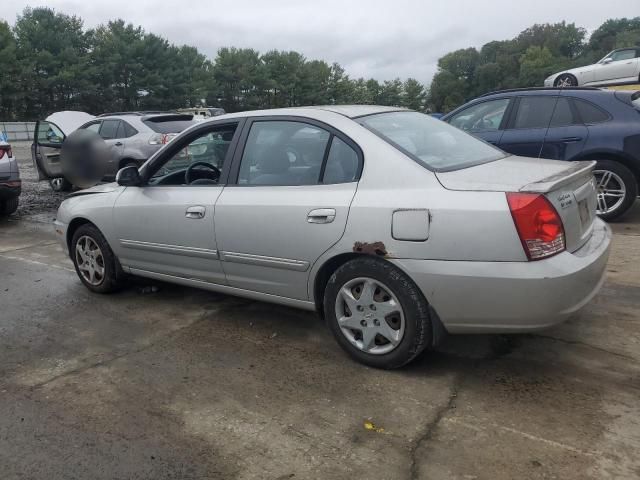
[307,208,336,224]
[561,137,582,143]
[185,206,206,219]
[114,142,123,146]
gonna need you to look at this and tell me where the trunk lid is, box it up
[436,156,597,253]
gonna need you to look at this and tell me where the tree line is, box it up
[0,7,426,120]
[0,8,639,120]
[430,18,640,112]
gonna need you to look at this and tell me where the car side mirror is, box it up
[116,165,142,186]
[602,57,613,64]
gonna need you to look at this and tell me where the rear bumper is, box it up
[0,182,21,200]
[392,218,611,333]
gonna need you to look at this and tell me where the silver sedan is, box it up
[53,106,611,369]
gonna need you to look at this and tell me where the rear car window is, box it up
[143,115,196,134]
[574,99,610,124]
[99,119,120,139]
[513,96,556,129]
[358,111,506,172]
[549,98,575,127]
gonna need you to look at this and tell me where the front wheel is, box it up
[554,74,577,87]
[324,257,432,369]
[0,197,19,216]
[593,160,637,221]
[49,177,73,192]
[71,224,125,293]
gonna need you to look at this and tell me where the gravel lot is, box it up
[11,141,67,218]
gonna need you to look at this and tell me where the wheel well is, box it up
[313,253,361,316]
[66,218,94,253]
[576,152,640,186]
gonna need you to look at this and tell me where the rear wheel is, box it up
[49,177,73,192]
[71,224,125,293]
[554,74,577,87]
[593,160,637,221]
[0,197,19,216]
[324,257,431,369]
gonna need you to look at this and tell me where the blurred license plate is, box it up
[578,199,591,227]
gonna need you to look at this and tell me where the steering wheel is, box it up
[185,161,221,185]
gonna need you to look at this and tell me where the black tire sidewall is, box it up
[49,178,72,192]
[0,197,18,215]
[595,160,637,221]
[71,224,122,293]
[324,257,431,369]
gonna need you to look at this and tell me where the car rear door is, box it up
[499,95,556,157]
[539,96,588,161]
[98,119,125,175]
[31,120,66,180]
[214,117,362,300]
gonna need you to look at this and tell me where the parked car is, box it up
[32,111,196,191]
[177,107,226,121]
[442,87,640,220]
[544,47,640,87]
[53,105,610,368]
[0,139,20,216]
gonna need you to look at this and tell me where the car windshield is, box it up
[358,111,507,171]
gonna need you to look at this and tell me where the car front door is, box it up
[593,49,638,83]
[445,98,511,146]
[499,96,557,158]
[112,121,242,284]
[214,118,362,300]
[31,120,66,180]
[539,96,588,161]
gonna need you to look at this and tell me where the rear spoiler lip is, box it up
[520,160,596,193]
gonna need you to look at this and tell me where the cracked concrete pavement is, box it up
[1,150,639,479]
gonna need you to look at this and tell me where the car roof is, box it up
[479,87,604,98]
[208,105,408,122]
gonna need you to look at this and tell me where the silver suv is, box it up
[0,140,20,216]
[32,111,196,191]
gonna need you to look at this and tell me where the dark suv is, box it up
[442,87,640,220]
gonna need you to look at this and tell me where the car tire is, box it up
[593,160,637,222]
[324,256,432,369]
[71,223,125,293]
[554,74,578,87]
[49,177,73,192]
[0,197,19,216]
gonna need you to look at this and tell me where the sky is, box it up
[1,0,632,85]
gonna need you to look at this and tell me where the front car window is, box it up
[81,122,102,134]
[149,124,237,183]
[602,49,636,63]
[37,121,65,144]
[448,98,509,132]
[359,111,506,171]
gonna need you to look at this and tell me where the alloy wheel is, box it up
[75,235,106,286]
[556,75,576,87]
[334,277,405,355]
[594,169,626,215]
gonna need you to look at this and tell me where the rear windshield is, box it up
[357,111,506,171]
[143,115,195,134]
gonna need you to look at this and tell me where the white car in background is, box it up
[545,47,640,87]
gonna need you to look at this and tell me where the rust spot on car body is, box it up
[353,241,388,256]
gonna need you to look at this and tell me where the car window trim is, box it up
[227,115,364,187]
[139,118,246,186]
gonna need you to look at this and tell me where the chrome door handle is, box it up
[115,142,123,146]
[307,208,336,224]
[185,206,206,219]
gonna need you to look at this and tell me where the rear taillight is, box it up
[0,146,12,159]
[506,192,565,261]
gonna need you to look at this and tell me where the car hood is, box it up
[435,156,595,193]
[67,182,120,197]
[45,111,96,135]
